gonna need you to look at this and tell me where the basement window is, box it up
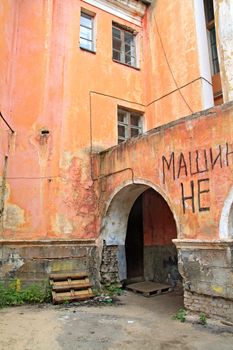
[118,109,143,144]
[80,11,95,52]
[112,23,137,67]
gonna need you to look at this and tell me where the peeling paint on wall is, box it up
[0,157,8,233]
[0,252,25,278]
[52,213,74,235]
[3,204,25,231]
[59,151,74,171]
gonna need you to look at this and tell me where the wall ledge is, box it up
[173,239,233,250]
[0,239,96,246]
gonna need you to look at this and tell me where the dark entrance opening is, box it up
[125,194,143,282]
[125,189,181,288]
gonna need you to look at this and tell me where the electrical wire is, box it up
[154,16,194,114]
[0,111,14,133]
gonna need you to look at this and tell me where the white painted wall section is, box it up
[193,0,214,109]
[219,186,233,239]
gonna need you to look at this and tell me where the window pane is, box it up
[112,27,121,39]
[124,32,135,66]
[80,13,92,28]
[125,32,135,56]
[113,50,121,61]
[124,31,134,44]
[80,38,93,51]
[210,27,216,44]
[125,54,133,65]
[205,0,214,22]
[209,27,219,74]
[130,128,140,137]
[118,125,126,138]
[130,114,140,126]
[211,43,217,57]
[80,26,92,40]
[213,59,219,74]
[113,37,121,51]
[125,44,132,55]
[118,111,127,123]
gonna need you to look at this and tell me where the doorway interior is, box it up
[125,188,181,288]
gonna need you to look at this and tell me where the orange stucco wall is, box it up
[96,103,233,241]
[0,0,209,241]
[144,0,203,128]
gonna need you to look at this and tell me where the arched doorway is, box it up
[100,181,181,288]
[125,188,179,286]
[125,193,144,281]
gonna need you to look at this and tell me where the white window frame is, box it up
[117,108,143,144]
[112,23,138,68]
[80,10,95,52]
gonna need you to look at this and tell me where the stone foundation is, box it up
[0,239,99,287]
[174,239,233,321]
[184,290,233,322]
[100,243,120,285]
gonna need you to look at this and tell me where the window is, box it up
[112,24,137,67]
[204,0,219,74]
[209,26,219,74]
[204,0,222,105]
[118,109,143,144]
[80,11,95,52]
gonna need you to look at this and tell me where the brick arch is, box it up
[219,186,233,239]
[99,178,179,282]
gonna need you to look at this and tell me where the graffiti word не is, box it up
[181,178,210,214]
[162,143,233,214]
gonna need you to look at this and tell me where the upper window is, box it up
[118,108,143,144]
[112,24,137,67]
[80,11,95,52]
[204,0,219,74]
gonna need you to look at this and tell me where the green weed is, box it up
[103,284,123,296]
[172,308,186,322]
[63,298,70,305]
[0,280,52,308]
[199,312,207,325]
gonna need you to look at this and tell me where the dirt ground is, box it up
[0,291,233,350]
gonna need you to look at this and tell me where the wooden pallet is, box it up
[126,281,172,297]
[50,272,93,304]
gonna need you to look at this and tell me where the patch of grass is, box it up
[103,284,123,297]
[63,298,70,305]
[199,312,207,325]
[0,279,52,308]
[172,308,186,322]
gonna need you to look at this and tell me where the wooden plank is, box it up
[52,290,93,304]
[50,271,93,304]
[52,282,92,292]
[50,279,90,287]
[49,272,88,281]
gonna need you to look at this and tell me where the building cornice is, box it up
[82,0,148,26]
